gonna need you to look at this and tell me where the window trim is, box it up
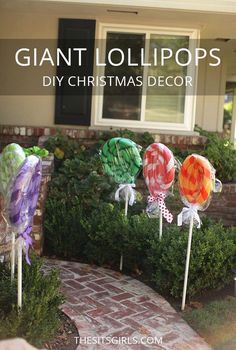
[91,23,199,131]
[69,0,236,14]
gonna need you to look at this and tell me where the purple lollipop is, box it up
[8,155,42,228]
[7,155,42,263]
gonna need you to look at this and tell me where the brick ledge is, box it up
[0,125,207,147]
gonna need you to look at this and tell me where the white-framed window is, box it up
[91,23,199,132]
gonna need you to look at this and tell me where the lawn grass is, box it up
[183,296,236,350]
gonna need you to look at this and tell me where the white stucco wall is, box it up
[195,56,226,132]
[0,4,228,133]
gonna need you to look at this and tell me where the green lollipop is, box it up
[101,137,142,272]
[0,143,26,196]
[100,137,142,184]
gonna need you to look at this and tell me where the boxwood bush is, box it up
[0,256,64,347]
[148,222,236,298]
[173,126,236,183]
[82,203,159,270]
[44,130,236,301]
[44,193,87,259]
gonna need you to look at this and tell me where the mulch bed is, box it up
[44,312,78,350]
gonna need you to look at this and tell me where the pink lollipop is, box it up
[143,143,175,223]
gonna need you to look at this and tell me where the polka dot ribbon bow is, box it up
[148,194,173,223]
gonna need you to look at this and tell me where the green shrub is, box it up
[172,127,236,183]
[50,154,115,207]
[44,152,117,259]
[148,223,236,298]
[45,194,157,270]
[82,203,130,266]
[0,264,16,315]
[45,129,154,165]
[44,131,85,160]
[227,226,236,252]
[44,194,88,259]
[82,203,158,270]
[0,256,63,347]
[203,136,236,182]
[124,213,159,272]
[97,129,154,157]
[196,126,236,182]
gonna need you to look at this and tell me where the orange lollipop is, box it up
[179,154,213,208]
[178,154,217,312]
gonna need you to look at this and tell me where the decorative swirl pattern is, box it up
[179,154,213,207]
[143,143,175,222]
[100,137,142,184]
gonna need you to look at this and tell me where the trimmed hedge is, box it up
[44,130,236,300]
[0,256,64,347]
[148,222,236,298]
[45,192,236,299]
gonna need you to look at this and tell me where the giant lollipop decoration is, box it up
[0,143,26,281]
[6,155,42,308]
[178,154,221,310]
[143,143,175,239]
[0,143,26,196]
[100,137,142,270]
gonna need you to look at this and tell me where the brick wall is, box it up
[205,184,236,226]
[0,125,207,150]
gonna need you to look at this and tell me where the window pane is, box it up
[145,35,189,123]
[102,33,144,120]
[145,95,185,123]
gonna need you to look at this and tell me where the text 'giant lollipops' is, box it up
[143,143,175,228]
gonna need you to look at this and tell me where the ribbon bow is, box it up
[115,184,136,206]
[148,193,173,223]
[177,206,201,228]
[16,226,33,265]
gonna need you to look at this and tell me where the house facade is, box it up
[1,0,236,259]
[0,0,236,141]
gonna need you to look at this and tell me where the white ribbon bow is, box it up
[177,206,201,229]
[115,184,136,206]
[213,178,222,193]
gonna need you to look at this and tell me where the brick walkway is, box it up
[45,260,212,350]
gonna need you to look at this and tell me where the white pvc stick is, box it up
[119,254,123,272]
[159,212,163,240]
[119,190,129,272]
[181,214,194,311]
[11,232,15,282]
[17,243,22,309]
